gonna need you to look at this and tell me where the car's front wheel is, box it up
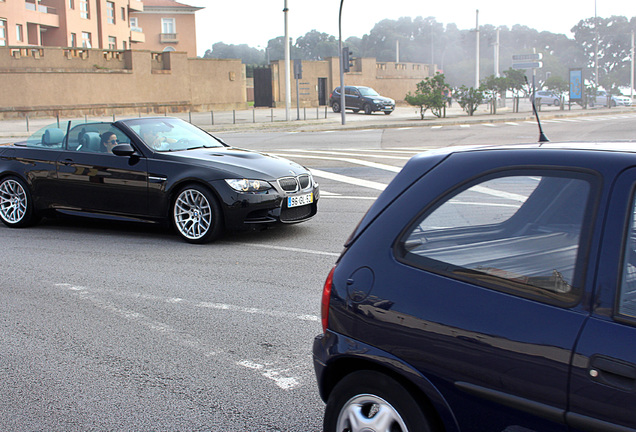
[332,101,341,113]
[172,184,223,244]
[324,370,434,432]
[364,104,373,115]
[0,176,39,228]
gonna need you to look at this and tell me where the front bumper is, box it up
[214,180,319,230]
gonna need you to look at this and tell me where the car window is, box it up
[67,123,130,153]
[345,87,356,95]
[618,192,636,319]
[397,172,593,304]
[123,118,225,152]
[23,121,71,149]
[358,88,380,97]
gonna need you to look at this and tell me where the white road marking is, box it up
[432,126,443,129]
[310,168,388,191]
[272,153,402,172]
[505,122,519,126]
[483,123,496,127]
[237,360,300,390]
[233,242,340,257]
[278,149,410,160]
[460,124,470,128]
[54,283,317,390]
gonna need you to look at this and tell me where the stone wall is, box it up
[0,46,247,118]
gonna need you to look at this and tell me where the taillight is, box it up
[321,266,336,333]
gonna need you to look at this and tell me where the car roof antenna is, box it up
[526,76,549,143]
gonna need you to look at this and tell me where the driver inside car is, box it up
[140,126,176,151]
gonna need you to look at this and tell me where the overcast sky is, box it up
[185,0,636,57]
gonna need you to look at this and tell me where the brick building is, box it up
[0,0,200,56]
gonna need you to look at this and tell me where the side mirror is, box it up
[112,143,137,156]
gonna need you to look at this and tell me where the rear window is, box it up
[397,172,595,305]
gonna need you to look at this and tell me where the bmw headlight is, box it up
[225,178,273,193]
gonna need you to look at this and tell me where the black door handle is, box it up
[589,355,636,391]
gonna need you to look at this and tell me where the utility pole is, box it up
[475,9,480,88]
[283,0,291,121]
[631,30,634,101]
[494,28,500,77]
[338,0,346,125]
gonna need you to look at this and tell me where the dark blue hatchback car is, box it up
[313,143,636,432]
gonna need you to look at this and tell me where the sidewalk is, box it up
[1,102,634,139]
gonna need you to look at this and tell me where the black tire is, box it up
[332,101,341,113]
[324,370,433,432]
[384,111,393,115]
[352,109,360,113]
[611,100,617,107]
[171,184,223,244]
[553,99,560,106]
[364,104,373,115]
[0,176,40,228]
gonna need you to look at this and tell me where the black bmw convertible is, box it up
[0,117,319,243]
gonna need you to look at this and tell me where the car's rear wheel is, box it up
[0,176,39,228]
[332,101,341,113]
[324,370,434,432]
[172,184,223,244]
[364,104,373,115]
[553,99,560,106]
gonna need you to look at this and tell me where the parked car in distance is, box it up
[0,117,318,243]
[530,90,561,106]
[590,90,633,107]
[330,86,395,115]
[314,142,636,432]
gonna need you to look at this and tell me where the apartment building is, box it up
[0,0,200,56]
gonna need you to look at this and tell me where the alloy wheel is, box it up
[0,179,27,224]
[173,188,213,241]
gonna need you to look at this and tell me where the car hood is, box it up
[163,146,309,179]
[370,96,394,103]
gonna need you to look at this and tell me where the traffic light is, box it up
[342,47,354,73]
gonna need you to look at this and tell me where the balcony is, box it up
[160,33,178,44]
[130,28,145,43]
[24,1,60,28]
[128,0,143,12]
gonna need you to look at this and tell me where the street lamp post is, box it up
[338,0,346,125]
[283,0,291,121]
[475,9,480,88]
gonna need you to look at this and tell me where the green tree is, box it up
[453,85,485,116]
[544,75,569,93]
[405,73,449,119]
[480,75,509,114]
[295,30,338,60]
[571,16,636,88]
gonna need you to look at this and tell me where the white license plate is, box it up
[288,193,313,208]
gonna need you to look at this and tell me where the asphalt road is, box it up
[1,112,635,431]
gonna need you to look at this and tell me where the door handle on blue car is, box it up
[589,355,636,391]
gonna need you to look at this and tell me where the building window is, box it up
[106,2,115,24]
[0,19,6,46]
[130,17,141,31]
[161,18,175,34]
[122,40,126,50]
[16,24,23,42]
[121,7,126,21]
[80,0,89,19]
[69,0,74,9]
[70,32,77,47]
[108,36,116,50]
[81,31,91,48]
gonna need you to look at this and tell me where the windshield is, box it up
[358,87,380,97]
[123,117,226,152]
